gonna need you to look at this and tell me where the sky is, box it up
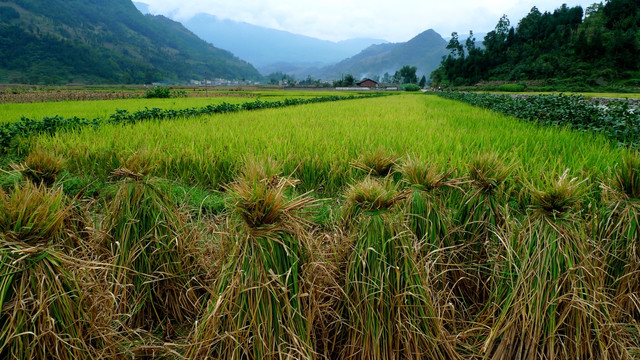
[138,0,599,42]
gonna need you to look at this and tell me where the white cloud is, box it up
[140,0,596,42]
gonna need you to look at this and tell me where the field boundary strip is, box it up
[0,93,389,153]
[433,91,640,147]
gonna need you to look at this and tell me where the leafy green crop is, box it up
[435,92,640,147]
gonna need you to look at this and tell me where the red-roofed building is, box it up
[356,78,378,88]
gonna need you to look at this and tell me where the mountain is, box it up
[133,1,149,14]
[311,29,449,80]
[163,12,386,74]
[0,0,262,84]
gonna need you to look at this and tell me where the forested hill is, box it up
[312,29,448,80]
[0,0,262,84]
[431,0,640,90]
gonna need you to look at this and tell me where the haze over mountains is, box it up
[182,13,387,73]
[134,2,448,80]
[309,29,448,80]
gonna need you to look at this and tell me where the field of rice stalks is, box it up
[1,91,639,359]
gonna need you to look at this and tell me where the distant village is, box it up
[187,77,401,90]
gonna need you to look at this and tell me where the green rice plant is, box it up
[0,182,91,359]
[340,177,459,360]
[186,161,317,360]
[104,169,200,330]
[34,94,630,197]
[601,153,640,320]
[351,147,398,177]
[484,170,629,360]
[11,148,65,186]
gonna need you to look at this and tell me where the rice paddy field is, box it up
[1,90,640,359]
[0,90,365,124]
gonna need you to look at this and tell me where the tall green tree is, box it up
[430,0,640,88]
[398,65,418,84]
[419,75,427,88]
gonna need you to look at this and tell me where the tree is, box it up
[391,71,402,84]
[446,32,464,58]
[465,30,477,53]
[418,75,427,88]
[398,65,418,84]
[334,74,355,87]
[344,74,355,86]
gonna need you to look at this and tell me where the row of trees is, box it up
[431,0,640,88]
[269,66,428,88]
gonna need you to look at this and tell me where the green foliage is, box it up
[396,65,418,84]
[0,6,19,21]
[497,83,526,92]
[266,71,297,85]
[436,91,640,147]
[0,0,262,84]
[143,87,172,99]
[431,0,640,88]
[334,74,355,87]
[418,75,427,88]
[403,84,421,92]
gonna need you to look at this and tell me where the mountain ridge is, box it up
[132,3,387,75]
[181,12,388,73]
[0,0,262,84]
[308,29,448,80]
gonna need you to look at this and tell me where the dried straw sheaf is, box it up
[340,177,460,360]
[187,161,318,360]
[351,147,399,177]
[450,153,515,314]
[0,182,94,359]
[601,154,640,321]
[104,168,201,330]
[484,170,630,360]
[10,148,65,186]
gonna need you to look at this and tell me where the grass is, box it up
[341,178,458,359]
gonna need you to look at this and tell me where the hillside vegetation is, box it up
[431,0,640,90]
[0,0,262,84]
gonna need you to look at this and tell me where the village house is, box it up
[356,78,379,89]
